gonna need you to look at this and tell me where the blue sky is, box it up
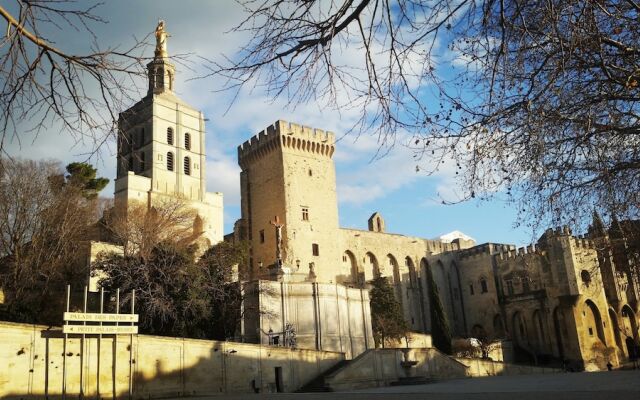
[2,1,539,246]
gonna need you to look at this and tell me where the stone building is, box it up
[234,119,640,370]
[113,21,223,247]
[31,22,636,369]
[101,23,376,359]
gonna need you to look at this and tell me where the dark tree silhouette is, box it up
[426,266,452,354]
[369,276,408,348]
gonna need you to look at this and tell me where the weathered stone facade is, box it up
[114,23,223,247]
[235,120,640,370]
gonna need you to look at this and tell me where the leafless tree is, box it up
[103,197,201,261]
[0,158,103,323]
[213,0,640,231]
[0,1,149,155]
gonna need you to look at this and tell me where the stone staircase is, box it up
[298,348,470,392]
[296,359,351,392]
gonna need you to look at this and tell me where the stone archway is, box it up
[584,300,606,344]
[532,309,547,353]
[387,254,403,305]
[621,305,639,360]
[608,308,624,354]
[621,305,639,341]
[420,258,431,332]
[405,256,416,287]
[386,254,399,282]
[553,307,567,360]
[512,311,528,346]
[363,252,379,281]
[343,250,361,287]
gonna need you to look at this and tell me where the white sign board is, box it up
[64,312,139,323]
[63,325,138,335]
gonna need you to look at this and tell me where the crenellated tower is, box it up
[237,120,340,281]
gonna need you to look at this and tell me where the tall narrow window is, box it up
[506,280,514,295]
[312,243,319,256]
[259,230,265,243]
[167,127,174,145]
[185,133,191,150]
[469,283,474,295]
[167,152,174,171]
[139,151,145,172]
[184,156,191,175]
[480,278,488,293]
[301,207,309,221]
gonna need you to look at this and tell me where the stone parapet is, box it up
[238,120,335,168]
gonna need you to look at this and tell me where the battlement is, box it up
[543,225,573,237]
[570,235,595,250]
[497,243,542,261]
[458,243,515,260]
[237,120,336,167]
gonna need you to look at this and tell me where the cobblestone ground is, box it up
[175,370,640,400]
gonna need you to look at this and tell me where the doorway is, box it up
[274,367,283,393]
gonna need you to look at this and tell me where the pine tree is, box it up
[427,266,452,354]
[64,162,109,199]
[369,276,408,348]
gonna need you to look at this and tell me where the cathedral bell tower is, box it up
[114,20,223,247]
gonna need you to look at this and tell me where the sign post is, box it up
[61,286,138,399]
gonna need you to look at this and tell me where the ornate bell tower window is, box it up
[184,156,191,175]
[167,152,174,171]
[167,127,174,145]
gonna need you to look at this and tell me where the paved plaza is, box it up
[178,370,640,400]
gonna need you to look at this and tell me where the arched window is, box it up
[167,152,174,171]
[480,278,488,293]
[167,127,174,145]
[185,133,191,150]
[154,68,161,88]
[184,156,191,175]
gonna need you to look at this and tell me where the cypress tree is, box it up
[369,276,408,348]
[427,266,452,354]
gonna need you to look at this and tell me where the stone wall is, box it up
[242,280,374,359]
[0,321,344,398]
